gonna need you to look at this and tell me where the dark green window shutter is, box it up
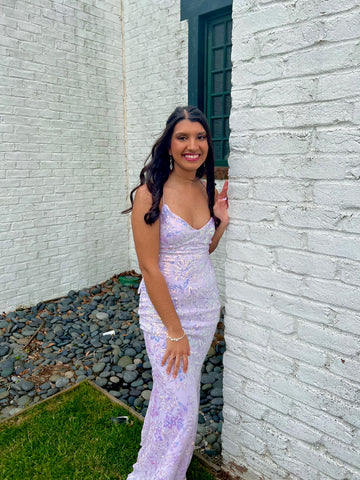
[205,13,232,167]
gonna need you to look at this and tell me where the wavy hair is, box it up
[122,105,220,228]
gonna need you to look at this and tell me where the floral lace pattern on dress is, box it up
[127,203,220,480]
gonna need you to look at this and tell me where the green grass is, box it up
[0,381,216,480]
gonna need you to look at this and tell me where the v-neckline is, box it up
[162,203,212,231]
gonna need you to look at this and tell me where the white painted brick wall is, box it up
[122,0,227,300]
[1,0,228,310]
[223,1,360,479]
[1,0,128,311]
[122,0,188,271]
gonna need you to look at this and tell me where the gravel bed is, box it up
[0,274,225,459]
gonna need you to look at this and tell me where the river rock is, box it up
[96,312,109,321]
[17,395,31,407]
[18,380,35,392]
[141,390,151,401]
[123,371,138,383]
[118,356,132,368]
[210,387,222,397]
[55,377,69,388]
[0,279,225,459]
[0,345,10,357]
[1,359,15,377]
[93,362,106,374]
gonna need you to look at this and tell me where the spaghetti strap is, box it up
[161,184,170,208]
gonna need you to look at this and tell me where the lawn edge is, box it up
[0,379,86,424]
[0,379,221,476]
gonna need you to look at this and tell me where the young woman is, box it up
[124,105,229,480]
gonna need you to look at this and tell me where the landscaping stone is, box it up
[118,356,132,368]
[124,348,136,357]
[212,442,221,453]
[1,358,15,377]
[141,390,151,401]
[123,371,138,384]
[0,345,10,357]
[210,387,223,397]
[56,377,69,388]
[17,395,31,407]
[21,327,36,336]
[206,433,217,445]
[95,378,107,388]
[0,276,225,459]
[0,390,9,400]
[18,380,35,392]
[93,362,106,374]
[125,364,137,371]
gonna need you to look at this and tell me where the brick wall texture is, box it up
[122,0,188,270]
[1,0,228,311]
[1,0,128,311]
[222,1,360,479]
[2,0,360,478]
[121,0,227,300]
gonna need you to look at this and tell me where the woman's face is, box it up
[169,120,209,174]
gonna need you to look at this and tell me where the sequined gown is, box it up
[126,201,221,480]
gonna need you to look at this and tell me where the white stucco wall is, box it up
[1,0,128,311]
[222,1,360,479]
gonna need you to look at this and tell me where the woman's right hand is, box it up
[213,179,229,225]
[161,335,190,379]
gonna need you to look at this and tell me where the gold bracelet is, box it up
[166,330,186,342]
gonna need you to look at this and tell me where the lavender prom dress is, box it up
[127,200,221,480]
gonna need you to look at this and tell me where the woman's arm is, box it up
[131,184,190,378]
[209,180,229,254]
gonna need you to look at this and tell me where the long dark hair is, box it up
[122,105,220,228]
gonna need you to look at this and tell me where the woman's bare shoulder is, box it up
[134,184,152,207]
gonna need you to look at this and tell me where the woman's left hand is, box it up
[213,180,229,225]
[162,335,190,379]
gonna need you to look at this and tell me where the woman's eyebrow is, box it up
[175,130,207,135]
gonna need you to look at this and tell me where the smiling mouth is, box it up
[183,154,201,161]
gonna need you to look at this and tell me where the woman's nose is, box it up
[188,137,197,150]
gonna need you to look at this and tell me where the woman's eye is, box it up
[198,135,206,140]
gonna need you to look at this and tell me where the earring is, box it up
[169,155,174,168]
